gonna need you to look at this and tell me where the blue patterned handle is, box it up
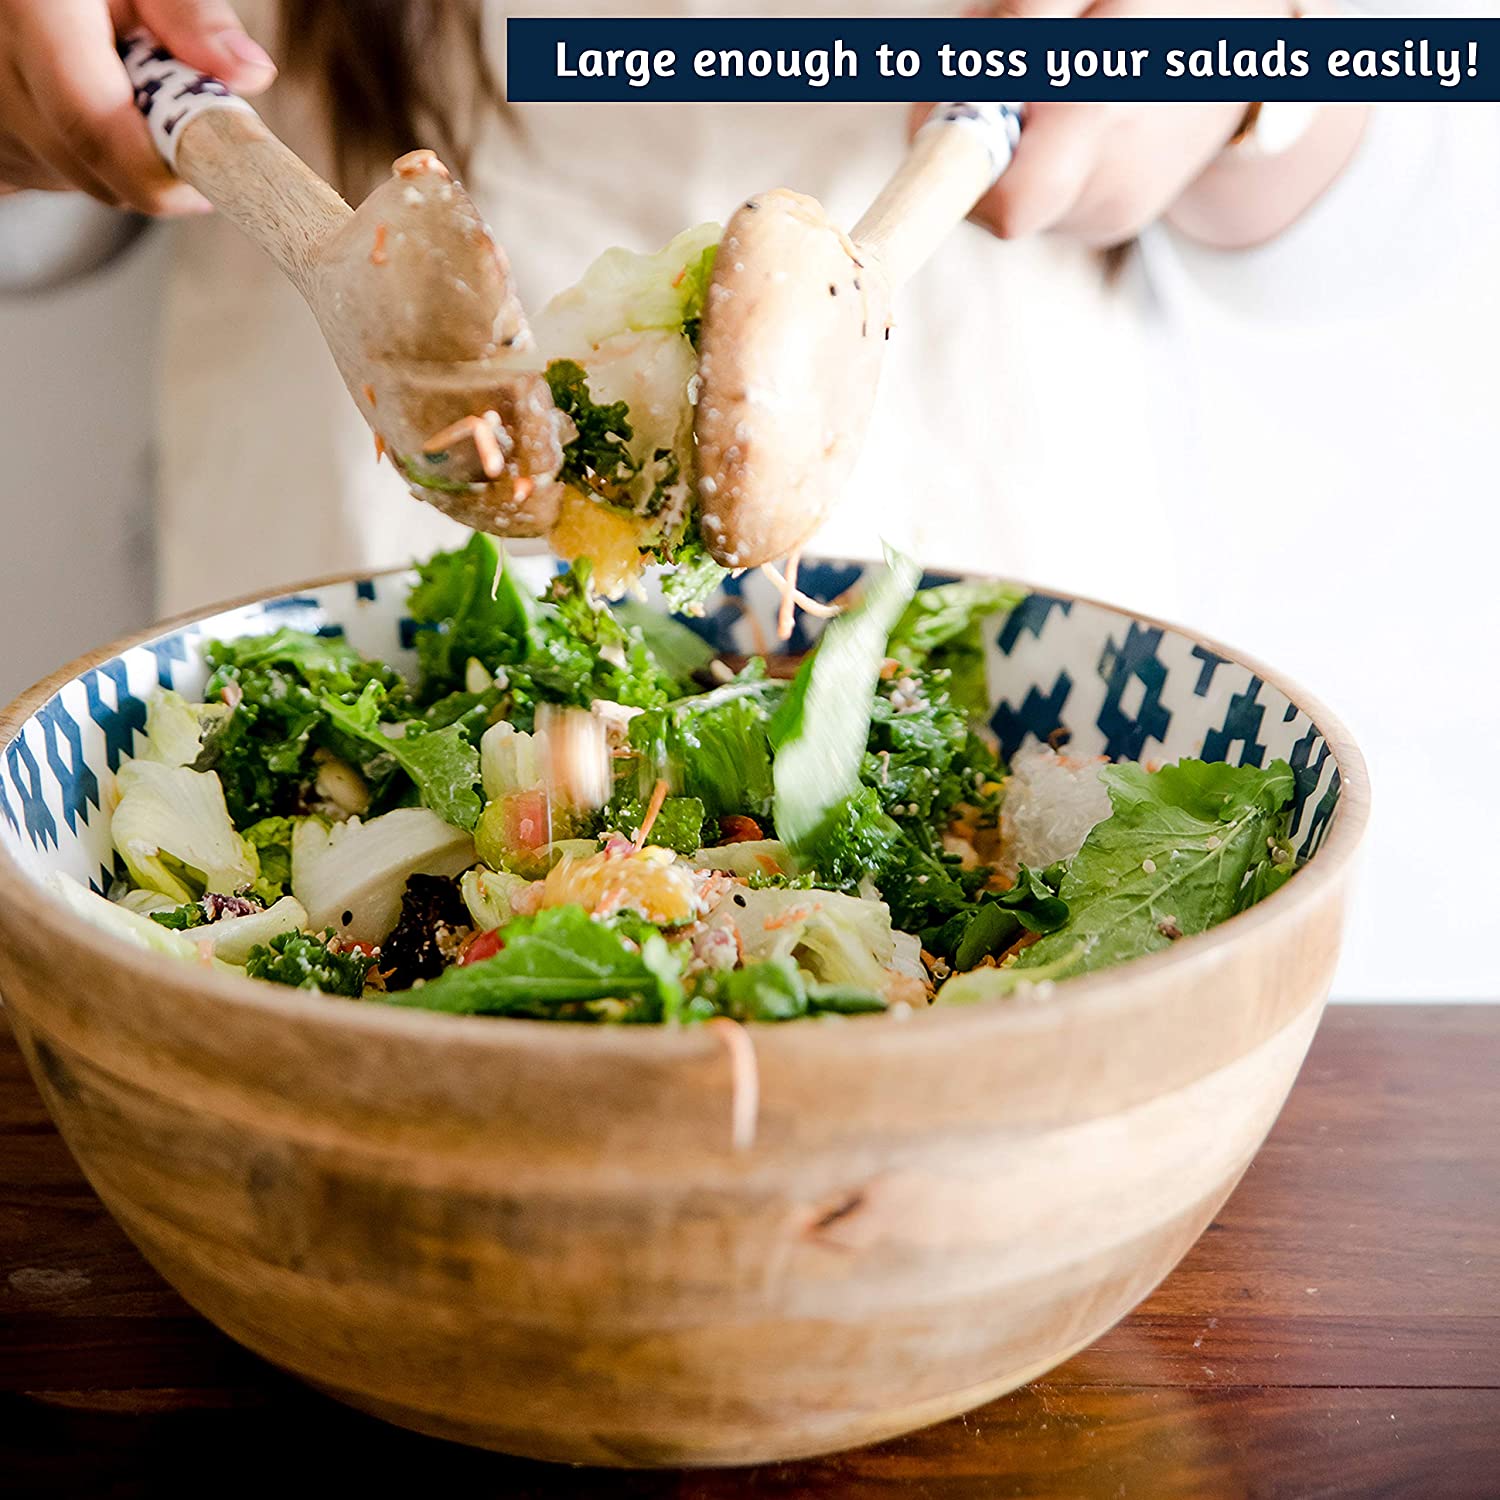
[919,101,1025,186]
[119,27,255,171]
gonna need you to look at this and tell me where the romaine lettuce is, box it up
[291,809,475,945]
[771,548,921,854]
[111,760,259,903]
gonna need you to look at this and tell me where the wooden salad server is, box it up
[119,29,565,535]
[695,102,1024,570]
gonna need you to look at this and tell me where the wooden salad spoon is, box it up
[120,29,566,536]
[694,102,1024,571]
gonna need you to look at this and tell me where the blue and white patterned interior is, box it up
[0,557,1343,898]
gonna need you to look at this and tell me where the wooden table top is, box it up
[2,1003,1496,1498]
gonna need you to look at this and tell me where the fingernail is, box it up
[216,31,277,78]
[161,184,215,216]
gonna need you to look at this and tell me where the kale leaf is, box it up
[196,628,404,827]
[602,793,706,856]
[809,784,973,939]
[861,672,1000,853]
[545,358,639,497]
[245,930,374,997]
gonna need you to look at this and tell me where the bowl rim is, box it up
[0,561,1370,1058]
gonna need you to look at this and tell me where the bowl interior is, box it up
[0,556,1345,899]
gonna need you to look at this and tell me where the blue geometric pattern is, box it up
[991,671,1072,762]
[1201,676,1269,770]
[1095,624,1172,763]
[0,552,1348,893]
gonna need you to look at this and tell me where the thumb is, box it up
[134,0,278,95]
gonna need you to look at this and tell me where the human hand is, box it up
[0,0,275,215]
[927,0,1306,247]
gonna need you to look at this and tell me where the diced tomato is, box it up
[501,789,551,852]
[460,929,504,966]
[719,815,763,844]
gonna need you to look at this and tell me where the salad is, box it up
[398,224,729,611]
[56,535,1300,1023]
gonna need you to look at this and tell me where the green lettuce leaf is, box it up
[149,900,212,931]
[659,538,729,618]
[627,669,785,822]
[407,533,534,698]
[943,758,1297,998]
[383,905,684,1021]
[888,578,1025,719]
[677,242,718,348]
[243,815,296,902]
[321,684,481,831]
[614,598,718,679]
[532,223,722,349]
[688,956,885,1023]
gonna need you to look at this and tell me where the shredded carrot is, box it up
[362,383,377,407]
[634,777,670,849]
[671,266,688,287]
[422,414,503,478]
[707,1017,759,1152]
[776,551,801,641]
[373,432,387,462]
[763,903,816,932]
[370,223,388,266]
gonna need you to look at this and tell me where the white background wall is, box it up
[0,226,166,700]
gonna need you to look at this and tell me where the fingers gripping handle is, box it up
[119,28,256,171]
[120,28,349,295]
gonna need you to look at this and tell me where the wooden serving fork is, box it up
[694,102,1024,569]
[120,29,565,536]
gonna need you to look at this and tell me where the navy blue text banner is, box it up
[506,17,1495,104]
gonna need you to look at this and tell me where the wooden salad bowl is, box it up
[0,558,1369,1467]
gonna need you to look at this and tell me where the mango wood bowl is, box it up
[0,556,1368,1467]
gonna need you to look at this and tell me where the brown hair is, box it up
[277,0,496,197]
